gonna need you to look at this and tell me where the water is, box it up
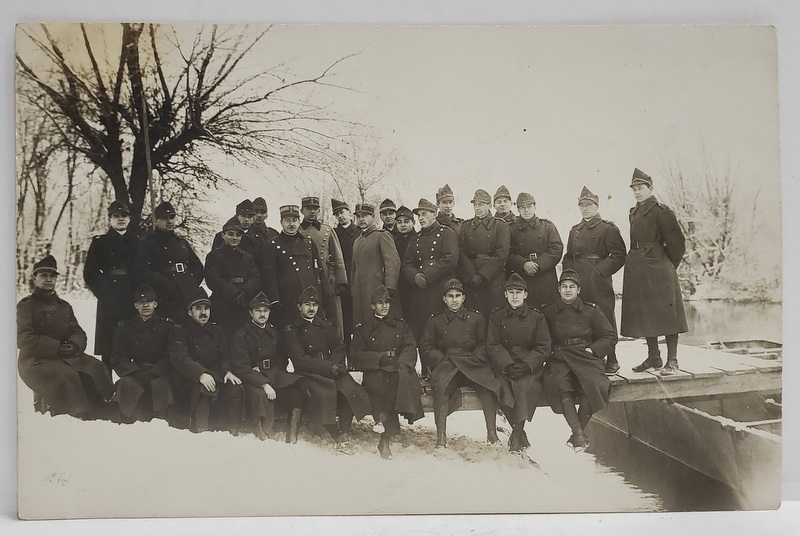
[593,299,783,511]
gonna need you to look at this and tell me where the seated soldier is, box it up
[349,285,424,460]
[17,255,115,419]
[230,291,309,442]
[542,269,616,452]
[487,273,552,455]
[419,278,513,451]
[111,284,175,422]
[168,288,244,434]
[284,286,371,454]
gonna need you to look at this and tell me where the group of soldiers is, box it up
[17,167,688,459]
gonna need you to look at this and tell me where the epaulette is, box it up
[532,307,544,315]
[658,202,672,211]
[467,308,483,317]
[117,319,129,327]
[92,234,104,241]
[538,218,553,224]
[603,219,619,228]
[585,301,597,307]
[18,295,32,304]
[541,302,555,309]
[283,325,295,333]
[354,322,362,329]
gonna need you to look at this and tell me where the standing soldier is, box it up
[230,292,308,442]
[168,288,244,434]
[393,205,417,318]
[269,204,332,328]
[284,286,371,454]
[435,184,464,235]
[134,201,204,322]
[333,198,359,350]
[542,269,616,451]
[400,199,459,351]
[211,199,260,256]
[493,185,517,223]
[110,284,175,423]
[299,196,348,339]
[83,199,139,370]
[486,273,551,455]
[507,192,564,311]
[351,203,402,325]
[563,186,627,374]
[205,217,262,343]
[457,189,511,319]
[419,278,511,450]
[621,169,688,375]
[379,198,400,238]
[17,255,114,419]
[350,286,424,460]
[251,196,279,243]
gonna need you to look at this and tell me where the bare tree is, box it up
[16,23,357,231]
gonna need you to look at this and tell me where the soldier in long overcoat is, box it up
[205,217,262,343]
[251,196,280,243]
[379,198,401,238]
[393,205,417,319]
[493,185,517,223]
[621,169,688,375]
[300,196,348,340]
[284,286,371,454]
[486,273,551,453]
[457,189,511,318]
[351,203,402,325]
[268,204,332,328]
[507,192,564,310]
[134,201,204,322]
[110,284,175,422]
[401,199,459,351]
[350,286,424,459]
[435,184,464,235]
[17,255,114,419]
[167,288,244,433]
[83,200,139,369]
[542,269,616,451]
[333,199,359,350]
[562,186,627,374]
[230,292,308,442]
[419,278,512,450]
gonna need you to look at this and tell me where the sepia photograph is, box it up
[13,19,785,522]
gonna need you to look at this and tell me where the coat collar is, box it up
[504,302,530,317]
[578,214,603,229]
[556,297,586,312]
[631,196,658,217]
[516,215,540,229]
[443,307,468,323]
[361,223,378,237]
[300,219,321,230]
[420,221,442,236]
[337,223,358,236]
[470,214,495,229]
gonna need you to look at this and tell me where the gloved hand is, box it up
[504,363,522,380]
[413,273,428,289]
[378,350,396,368]
[469,274,485,288]
[57,341,78,358]
[331,363,347,379]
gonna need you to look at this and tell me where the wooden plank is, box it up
[609,370,782,403]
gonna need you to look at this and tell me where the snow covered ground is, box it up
[16,293,660,519]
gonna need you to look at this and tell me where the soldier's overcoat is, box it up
[457,215,511,318]
[486,303,551,422]
[507,216,564,310]
[284,315,371,425]
[351,225,402,325]
[300,221,348,338]
[17,289,113,416]
[205,244,262,342]
[542,298,616,414]
[621,196,688,337]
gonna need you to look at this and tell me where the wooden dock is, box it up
[416,340,782,411]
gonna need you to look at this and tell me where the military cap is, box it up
[279,205,301,218]
[396,205,414,220]
[236,199,255,216]
[412,198,438,215]
[331,199,350,214]
[470,189,492,205]
[301,196,321,208]
[505,272,527,291]
[353,203,375,216]
[578,186,599,205]
[379,198,397,213]
[253,197,268,212]
[298,285,320,304]
[559,268,581,287]
[630,168,653,188]
[442,278,464,295]
[32,254,59,276]
[249,291,271,310]
[222,216,244,233]
[187,287,211,310]
[108,200,131,216]
[436,184,455,203]
[154,201,176,219]
[494,185,512,202]
[516,192,536,208]
[370,285,392,304]
[133,284,157,302]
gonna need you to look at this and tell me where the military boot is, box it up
[661,358,680,376]
[378,435,393,460]
[632,355,663,373]
[285,408,302,444]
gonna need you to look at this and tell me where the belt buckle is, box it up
[261,359,271,370]
[175,262,185,273]
[529,253,538,261]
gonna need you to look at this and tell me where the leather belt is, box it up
[168,263,187,274]
[261,359,271,370]
[630,241,660,250]
[108,268,128,275]
[559,337,590,347]
[229,277,244,284]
